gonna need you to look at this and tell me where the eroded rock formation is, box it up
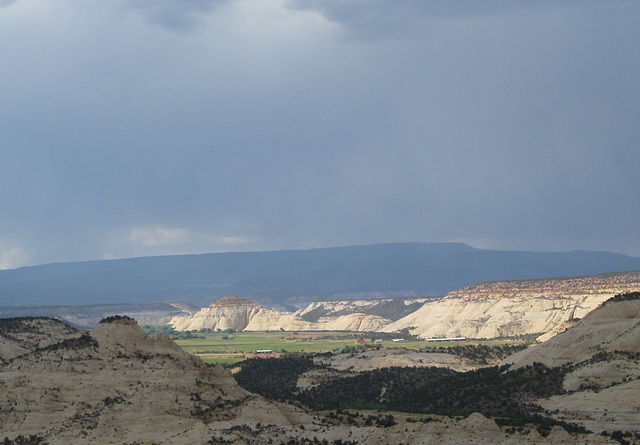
[504,292,640,433]
[172,271,640,341]
[0,315,621,444]
[384,271,640,339]
[171,296,393,332]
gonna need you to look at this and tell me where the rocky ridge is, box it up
[0,316,251,444]
[503,292,640,434]
[296,297,432,323]
[171,271,640,341]
[0,317,78,362]
[0,316,616,444]
[384,271,640,339]
[171,296,395,332]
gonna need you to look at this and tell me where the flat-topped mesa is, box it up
[448,270,640,300]
[210,296,260,308]
[172,296,265,331]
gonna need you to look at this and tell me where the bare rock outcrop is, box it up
[0,316,249,444]
[504,295,640,369]
[171,296,392,332]
[242,309,317,331]
[171,296,264,331]
[503,292,640,433]
[172,271,640,340]
[0,317,78,362]
[0,316,618,444]
[296,297,431,323]
[321,312,391,331]
[384,271,640,339]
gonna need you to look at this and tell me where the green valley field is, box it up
[169,330,527,364]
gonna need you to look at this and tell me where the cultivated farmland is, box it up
[171,330,527,364]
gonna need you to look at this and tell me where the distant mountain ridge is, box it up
[2,242,640,309]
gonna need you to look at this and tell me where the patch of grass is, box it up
[174,331,531,364]
[176,331,369,355]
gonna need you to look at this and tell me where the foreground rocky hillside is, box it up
[384,270,640,339]
[0,316,618,444]
[0,317,78,362]
[503,292,640,434]
[0,316,250,444]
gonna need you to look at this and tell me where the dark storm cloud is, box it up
[126,0,231,31]
[287,0,587,39]
[0,0,639,268]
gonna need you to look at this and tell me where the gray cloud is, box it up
[125,0,231,31]
[0,0,639,268]
[287,0,588,40]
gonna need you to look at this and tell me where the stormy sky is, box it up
[1,0,639,269]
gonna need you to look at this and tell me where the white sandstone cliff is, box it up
[384,272,640,339]
[171,296,392,332]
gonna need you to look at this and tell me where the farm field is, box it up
[175,331,382,363]
[172,330,525,364]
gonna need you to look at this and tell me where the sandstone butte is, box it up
[171,271,640,341]
[170,295,392,333]
[2,310,631,445]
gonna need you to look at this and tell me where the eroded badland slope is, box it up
[385,271,640,339]
[0,316,253,443]
[505,292,640,434]
[171,296,396,332]
[171,271,640,343]
[0,316,617,444]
